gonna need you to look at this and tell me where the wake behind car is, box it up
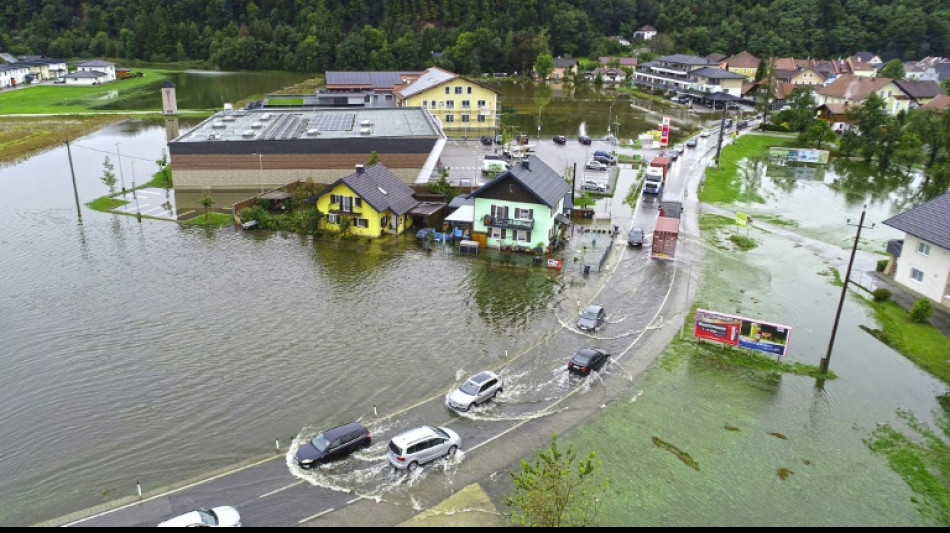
[627,227,645,247]
[577,304,606,331]
[387,425,461,472]
[294,422,371,469]
[568,348,610,376]
[446,371,503,412]
[158,506,241,527]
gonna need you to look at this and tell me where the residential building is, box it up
[591,67,628,84]
[816,103,853,133]
[323,71,420,107]
[307,163,419,238]
[633,25,657,41]
[921,94,950,112]
[688,67,747,97]
[0,63,30,88]
[469,156,571,250]
[883,193,950,311]
[705,52,728,65]
[395,67,499,135]
[790,66,826,86]
[75,59,116,81]
[551,57,578,81]
[167,107,446,192]
[14,55,68,81]
[633,54,715,94]
[609,36,631,47]
[599,57,638,68]
[724,51,760,81]
[846,57,876,77]
[815,74,912,115]
[852,51,883,67]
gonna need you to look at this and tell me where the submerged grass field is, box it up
[0,68,177,114]
[0,115,131,165]
[700,134,798,204]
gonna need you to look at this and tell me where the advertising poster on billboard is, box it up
[694,309,792,357]
[660,116,671,147]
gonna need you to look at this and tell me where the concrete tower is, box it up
[161,81,178,116]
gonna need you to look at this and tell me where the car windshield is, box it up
[431,426,450,439]
[572,353,592,365]
[197,509,217,526]
[459,381,480,395]
[309,433,330,452]
[630,230,643,237]
[581,310,599,320]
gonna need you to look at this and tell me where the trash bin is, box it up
[583,265,591,275]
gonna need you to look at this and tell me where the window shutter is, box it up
[501,229,507,240]
[503,206,509,219]
[529,209,534,220]
[527,230,532,243]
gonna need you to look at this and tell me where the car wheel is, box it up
[467,403,475,412]
[407,461,419,473]
[446,445,458,458]
[494,388,502,398]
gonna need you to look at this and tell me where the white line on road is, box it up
[298,508,335,524]
[259,480,304,499]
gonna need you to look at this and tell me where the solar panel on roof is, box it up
[307,113,355,132]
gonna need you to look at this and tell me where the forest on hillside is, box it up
[1,0,948,74]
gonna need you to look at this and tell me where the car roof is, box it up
[323,422,368,440]
[572,348,603,358]
[629,227,644,234]
[584,304,603,312]
[391,426,440,447]
[468,371,497,384]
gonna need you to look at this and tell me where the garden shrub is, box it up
[910,298,934,323]
[872,288,891,302]
[876,259,889,272]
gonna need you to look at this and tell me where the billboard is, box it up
[694,309,792,357]
[660,116,671,147]
[768,147,830,165]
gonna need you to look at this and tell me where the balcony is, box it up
[483,215,534,231]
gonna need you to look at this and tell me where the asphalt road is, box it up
[54,131,723,529]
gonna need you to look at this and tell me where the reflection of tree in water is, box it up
[829,158,921,212]
[466,262,560,332]
[738,156,767,202]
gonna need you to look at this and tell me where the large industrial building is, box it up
[168,107,446,192]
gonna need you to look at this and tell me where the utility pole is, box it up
[820,204,874,374]
[131,161,142,222]
[714,97,728,166]
[537,105,542,141]
[65,139,82,221]
[115,143,127,198]
[253,153,265,194]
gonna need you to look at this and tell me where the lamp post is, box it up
[252,153,264,194]
[820,205,874,374]
[607,104,614,136]
[537,105,542,141]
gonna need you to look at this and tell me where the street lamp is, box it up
[252,153,264,194]
[607,104,614,135]
[537,105,542,141]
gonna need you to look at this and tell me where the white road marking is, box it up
[298,508,335,523]
[260,480,304,499]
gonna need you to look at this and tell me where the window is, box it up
[490,227,503,240]
[461,100,471,108]
[455,86,463,94]
[422,101,427,108]
[381,215,389,227]
[477,115,486,123]
[477,100,486,108]
[354,198,362,208]
[355,218,369,228]
[911,268,925,283]
[515,230,529,242]
[467,86,472,94]
[946,285,950,299]
[330,194,341,205]
[431,100,436,108]
[445,114,454,122]
[515,208,533,220]
[461,114,470,123]
[327,214,340,224]
[445,100,454,109]
[917,242,931,256]
[445,87,450,94]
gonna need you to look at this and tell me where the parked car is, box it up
[593,150,616,164]
[294,422,371,469]
[585,160,608,171]
[158,506,242,527]
[53,78,66,84]
[578,135,592,145]
[627,227,645,247]
[577,304,606,331]
[686,138,698,148]
[699,130,710,138]
[387,425,461,472]
[446,371,503,412]
[553,135,567,145]
[668,148,681,161]
[582,179,607,193]
[737,120,749,130]
[568,348,610,376]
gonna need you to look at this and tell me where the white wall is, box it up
[895,234,950,309]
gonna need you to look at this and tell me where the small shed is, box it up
[409,202,446,230]
[260,191,292,212]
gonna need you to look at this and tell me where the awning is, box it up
[446,205,475,224]
[555,213,572,225]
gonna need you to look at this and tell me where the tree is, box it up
[504,433,607,527]
[199,194,215,221]
[942,80,950,96]
[879,59,905,80]
[368,151,379,166]
[427,166,459,199]
[846,93,890,163]
[101,156,118,205]
[535,53,554,80]
[155,149,171,187]
[910,298,934,323]
[799,120,834,149]
[775,87,817,133]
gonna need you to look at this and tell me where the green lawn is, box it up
[700,134,798,204]
[266,97,304,106]
[0,68,175,114]
[867,298,950,385]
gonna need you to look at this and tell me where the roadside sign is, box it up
[547,259,563,271]
[736,213,748,227]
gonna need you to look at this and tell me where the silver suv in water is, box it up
[446,371,503,412]
[387,426,461,472]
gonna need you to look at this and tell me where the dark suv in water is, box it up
[294,422,371,469]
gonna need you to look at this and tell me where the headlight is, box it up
[298,459,313,466]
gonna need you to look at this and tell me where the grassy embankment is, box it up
[699,133,798,204]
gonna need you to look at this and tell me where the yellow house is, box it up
[308,163,419,238]
[816,74,913,115]
[396,67,499,134]
[724,51,760,81]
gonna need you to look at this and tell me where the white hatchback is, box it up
[158,506,242,527]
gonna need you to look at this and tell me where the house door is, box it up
[341,196,352,213]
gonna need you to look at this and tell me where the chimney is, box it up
[522,160,531,171]
[355,164,365,174]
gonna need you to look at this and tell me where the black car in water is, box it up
[553,135,567,145]
[568,348,610,376]
[578,135,592,145]
[295,422,371,469]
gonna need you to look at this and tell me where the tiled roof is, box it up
[554,57,578,68]
[725,51,760,69]
[638,25,656,32]
[657,54,711,66]
[599,57,638,66]
[76,59,114,68]
[894,79,943,99]
[883,193,950,250]
[705,53,727,63]
[63,70,106,78]
[311,164,419,215]
[468,156,570,209]
[690,67,747,79]
[921,94,950,112]
[816,74,892,100]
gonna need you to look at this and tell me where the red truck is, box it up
[651,216,680,260]
[650,156,670,181]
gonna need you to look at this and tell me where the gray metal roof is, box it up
[325,71,419,89]
[690,67,747,79]
[76,59,115,67]
[554,57,578,68]
[469,155,570,209]
[311,164,418,215]
[173,107,442,143]
[657,54,712,66]
[396,67,457,98]
[883,193,950,250]
[448,195,475,209]
[63,70,107,78]
[895,79,943,99]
